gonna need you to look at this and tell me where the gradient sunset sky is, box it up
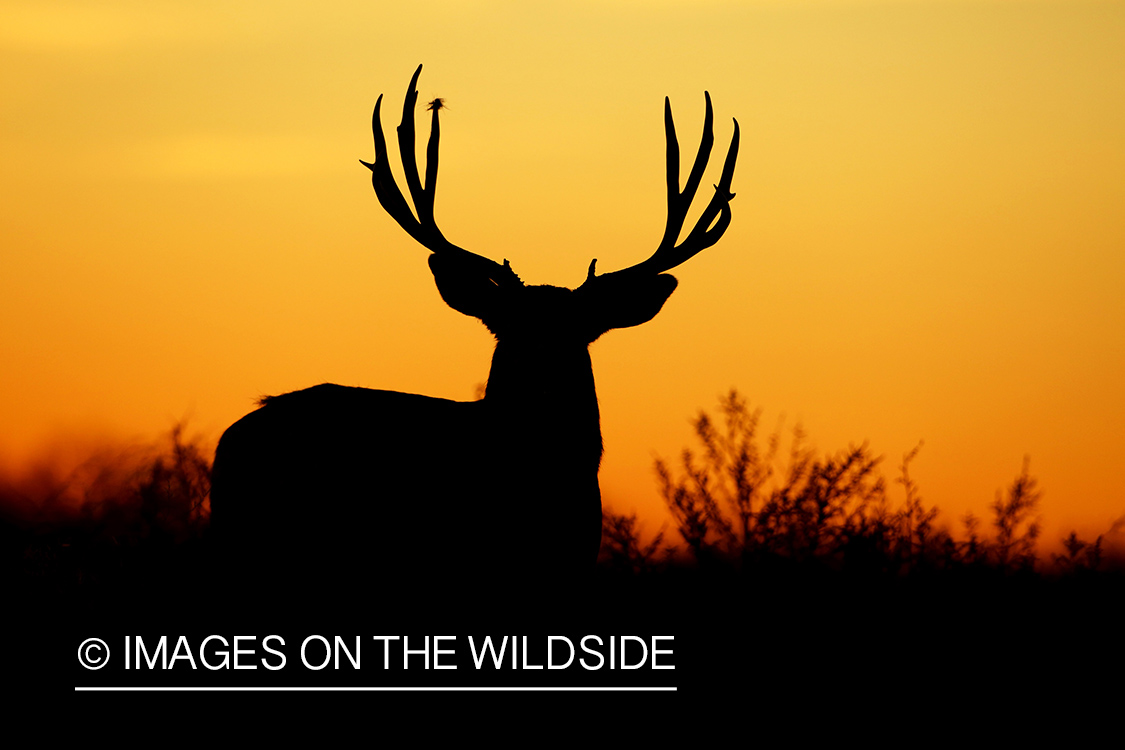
[2,0,1123,546]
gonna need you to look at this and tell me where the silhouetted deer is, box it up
[210,65,738,592]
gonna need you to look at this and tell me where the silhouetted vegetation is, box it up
[599,390,1123,583]
[0,425,210,596]
[3,398,1122,600]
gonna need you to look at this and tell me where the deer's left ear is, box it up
[429,253,502,322]
[580,273,678,340]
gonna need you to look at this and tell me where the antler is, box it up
[361,65,522,287]
[590,93,739,282]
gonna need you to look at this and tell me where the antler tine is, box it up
[594,94,738,281]
[676,118,739,258]
[360,93,429,246]
[397,65,432,228]
[361,65,521,285]
[658,93,714,252]
[424,93,441,213]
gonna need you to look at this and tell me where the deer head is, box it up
[360,65,739,358]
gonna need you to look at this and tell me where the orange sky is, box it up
[2,1,1123,548]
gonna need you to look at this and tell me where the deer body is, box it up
[212,329,605,584]
[209,66,738,589]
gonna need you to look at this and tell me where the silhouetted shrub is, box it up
[651,389,1120,582]
[0,424,211,593]
[656,390,892,572]
[1053,530,1103,573]
[990,457,1041,571]
[599,509,667,575]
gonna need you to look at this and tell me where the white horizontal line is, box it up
[76,686,677,692]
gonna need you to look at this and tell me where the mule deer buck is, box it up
[210,65,738,592]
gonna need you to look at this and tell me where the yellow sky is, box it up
[2,1,1123,545]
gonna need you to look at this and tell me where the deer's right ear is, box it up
[428,253,501,322]
[581,273,678,339]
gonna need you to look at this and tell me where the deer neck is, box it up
[483,339,604,470]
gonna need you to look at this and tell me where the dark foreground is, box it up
[8,521,1118,710]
